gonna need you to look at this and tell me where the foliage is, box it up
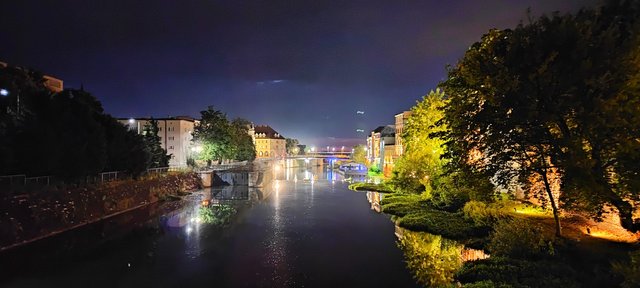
[399,230,464,287]
[142,119,171,168]
[285,138,299,155]
[438,2,640,234]
[487,218,551,258]
[462,201,510,226]
[0,65,153,179]
[398,209,489,240]
[351,144,367,164]
[368,165,382,176]
[193,107,255,164]
[390,89,448,194]
[199,204,237,226]
[348,182,394,193]
[612,249,640,288]
[456,257,580,288]
[229,118,256,161]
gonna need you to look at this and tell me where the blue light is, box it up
[0,89,8,96]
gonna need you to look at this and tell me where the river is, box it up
[0,166,420,287]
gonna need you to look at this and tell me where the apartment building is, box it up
[394,111,412,157]
[120,116,197,167]
[254,125,286,159]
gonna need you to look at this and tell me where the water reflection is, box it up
[366,192,384,213]
[395,226,489,287]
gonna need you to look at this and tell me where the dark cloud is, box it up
[0,0,597,147]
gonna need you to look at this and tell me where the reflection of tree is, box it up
[199,205,236,226]
[399,230,464,287]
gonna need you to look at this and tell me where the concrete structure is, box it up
[394,111,412,157]
[120,116,198,167]
[254,125,286,159]
[366,125,395,169]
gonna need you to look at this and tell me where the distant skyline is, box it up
[0,0,597,147]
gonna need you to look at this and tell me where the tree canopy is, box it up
[439,0,640,234]
[192,106,255,164]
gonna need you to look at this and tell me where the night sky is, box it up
[0,0,596,147]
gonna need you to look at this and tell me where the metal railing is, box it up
[0,174,26,186]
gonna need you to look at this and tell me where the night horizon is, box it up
[0,0,595,147]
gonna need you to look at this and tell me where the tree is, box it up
[285,138,300,155]
[193,106,232,165]
[352,144,367,164]
[230,118,256,161]
[390,89,448,195]
[143,119,171,168]
[439,1,640,235]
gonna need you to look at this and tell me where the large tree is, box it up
[193,107,256,164]
[193,106,232,165]
[143,119,171,168]
[285,138,300,155]
[439,1,640,235]
[230,118,256,161]
[391,89,448,195]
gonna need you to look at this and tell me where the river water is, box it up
[1,167,420,287]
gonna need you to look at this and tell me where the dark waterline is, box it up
[1,167,418,288]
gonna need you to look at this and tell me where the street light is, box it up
[0,89,8,96]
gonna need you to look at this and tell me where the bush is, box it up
[348,182,394,193]
[487,218,550,258]
[456,257,580,287]
[380,193,425,216]
[398,210,489,240]
[463,201,509,226]
[613,249,640,288]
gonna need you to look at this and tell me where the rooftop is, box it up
[254,125,285,139]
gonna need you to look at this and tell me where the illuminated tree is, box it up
[440,1,640,235]
[193,106,232,165]
[390,89,449,196]
[351,144,367,164]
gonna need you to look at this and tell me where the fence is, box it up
[0,166,191,189]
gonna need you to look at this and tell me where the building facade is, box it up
[119,116,197,167]
[254,125,286,159]
[1,61,64,92]
[394,111,412,157]
[366,125,395,169]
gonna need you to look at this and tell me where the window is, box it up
[168,136,174,140]
[259,151,263,156]
[264,151,269,157]
[159,127,163,131]
[169,146,174,150]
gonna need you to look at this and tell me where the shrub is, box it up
[613,249,640,288]
[487,218,549,258]
[456,257,580,287]
[463,201,509,226]
[398,210,489,240]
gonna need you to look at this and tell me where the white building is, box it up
[119,116,198,167]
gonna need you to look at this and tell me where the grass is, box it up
[347,182,395,193]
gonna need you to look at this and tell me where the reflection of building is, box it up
[394,111,412,157]
[119,116,198,167]
[254,125,286,159]
[366,125,395,171]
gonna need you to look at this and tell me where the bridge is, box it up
[287,151,352,159]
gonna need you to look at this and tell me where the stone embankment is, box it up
[0,172,201,250]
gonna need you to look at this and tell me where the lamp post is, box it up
[0,88,19,115]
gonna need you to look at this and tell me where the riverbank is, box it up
[0,172,201,251]
[371,191,640,287]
